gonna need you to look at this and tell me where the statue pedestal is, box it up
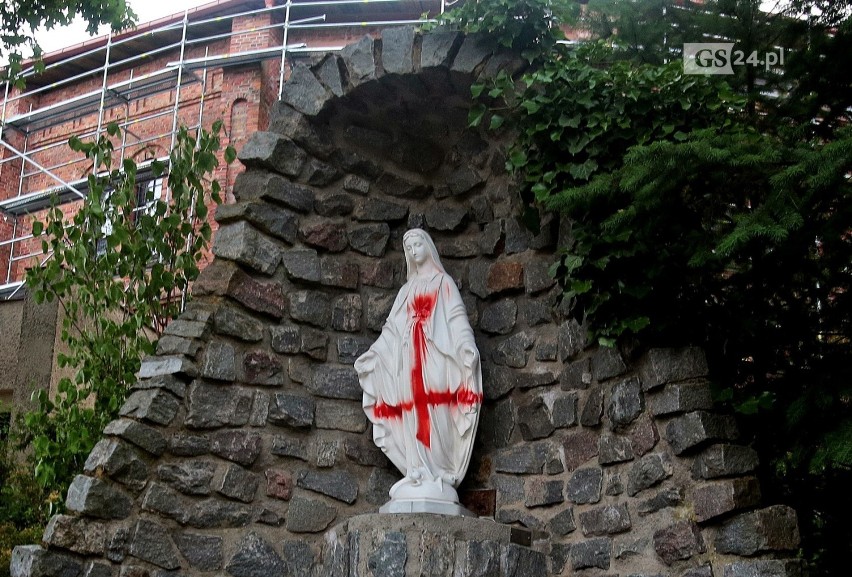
[321,513,545,577]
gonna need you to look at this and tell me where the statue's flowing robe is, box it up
[359,272,482,485]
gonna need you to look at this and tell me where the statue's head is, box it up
[403,228,445,280]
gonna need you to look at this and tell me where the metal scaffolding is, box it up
[0,0,443,299]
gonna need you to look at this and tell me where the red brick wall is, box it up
[0,6,427,285]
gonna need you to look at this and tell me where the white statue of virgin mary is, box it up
[354,228,483,515]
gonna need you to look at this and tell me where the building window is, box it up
[96,178,164,257]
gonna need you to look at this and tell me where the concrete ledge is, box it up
[321,513,541,576]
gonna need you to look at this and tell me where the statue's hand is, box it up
[354,350,376,374]
[462,345,479,368]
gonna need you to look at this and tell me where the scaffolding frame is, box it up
[0,0,444,298]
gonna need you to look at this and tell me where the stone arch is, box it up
[11,28,802,577]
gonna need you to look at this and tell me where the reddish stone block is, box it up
[486,260,524,294]
[692,477,761,522]
[265,469,293,501]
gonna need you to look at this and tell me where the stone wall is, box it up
[12,29,803,577]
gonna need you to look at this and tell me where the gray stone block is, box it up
[349,222,390,257]
[550,393,578,428]
[66,475,133,520]
[210,430,263,466]
[213,306,264,342]
[692,477,762,523]
[10,545,81,577]
[503,543,547,577]
[425,203,467,231]
[579,503,632,536]
[723,560,804,577]
[638,486,684,516]
[341,35,377,86]
[119,388,179,426]
[627,453,673,496]
[517,397,554,441]
[446,165,484,196]
[157,460,215,495]
[653,521,706,565]
[199,340,238,382]
[480,301,517,335]
[281,64,331,116]
[83,438,148,491]
[591,347,627,381]
[281,248,322,283]
[524,478,564,508]
[549,507,576,536]
[493,441,560,475]
[269,393,315,429]
[331,294,362,332]
[130,373,187,398]
[354,197,408,223]
[297,470,358,504]
[271,435,309,461]
[313,54,345,97]
[570,538,612,570]
[642,347,709,390]
[307,365,361,400]
[174,533,223,571]
[286,496,337,533]
[382,26,416,75]
[282,541,316,577]
[580,388,604,427]
[599,434,635,465]
[608,376,644,427]
[239,131,307,175]
[493,331,535,368]
[315,399,368,433]
[213,221,281,275]
[226,532,285,577]
[715,505,799,555]
[186,381,252,428]
[665,411,738,454]
[366,468,399,505]
[218,463,260,503]
[421,30,461,68]
[270,324,300,354]
[368,531,407,577]
[321,259,359,289]
[43,515,107,555]
[128,519,180,569]
[649,381,714,416]
[290,290,332,327]
[692,444,759,479]
[185,498,253,528]
[168,433,209,456]
[682,564,714,577]
[137,355,198,379]
[567,467,603,504]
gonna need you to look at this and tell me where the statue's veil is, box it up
[403,228,446,281]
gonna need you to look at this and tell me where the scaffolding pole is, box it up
[168,9,191,188]
[278,0,293,100]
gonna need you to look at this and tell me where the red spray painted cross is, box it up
[372,291,482,449]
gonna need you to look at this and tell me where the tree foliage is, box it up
[0,0,135,83]
[22,121,234,492]
[448,1,851,574]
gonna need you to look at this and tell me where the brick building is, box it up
[0,0,443,296]
[0,0,442,415]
